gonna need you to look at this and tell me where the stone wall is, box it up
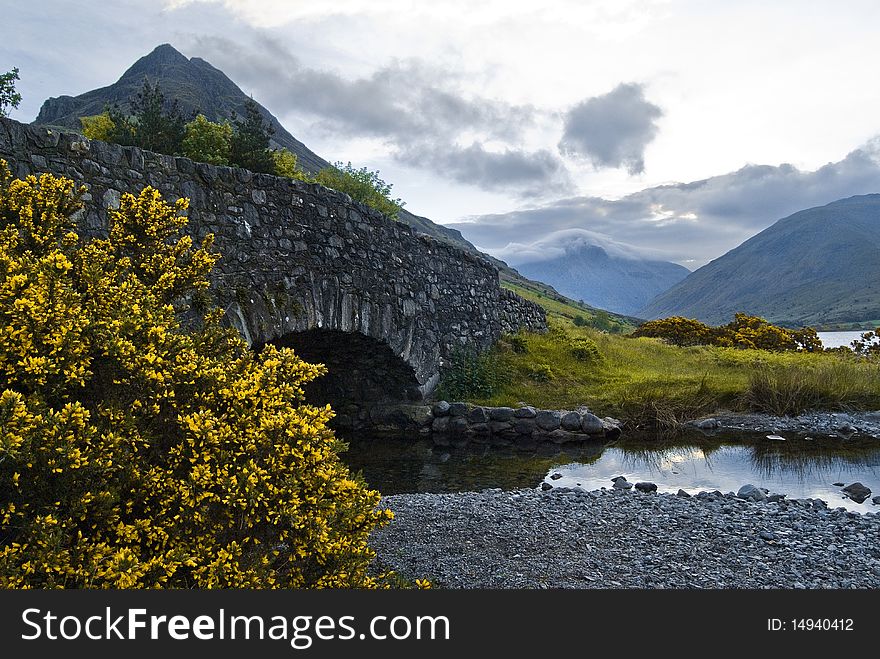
[367,401,622,446]
[0,117,546,404]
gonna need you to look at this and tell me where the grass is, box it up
[501,280,638,331]
[467,320,880,432]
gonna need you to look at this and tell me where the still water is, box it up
[817,331,867,349]
[341,435,880,512]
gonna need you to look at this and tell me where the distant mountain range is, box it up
[640,194,880,327]
[510,242,689,316]
[33,43,638,328]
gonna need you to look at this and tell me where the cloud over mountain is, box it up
[452,140,880,268]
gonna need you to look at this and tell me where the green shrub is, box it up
[0,68,21,118]
[851,328,880,358]
[523,363,555,382]
[80,112,116,142]
[272,148,313,182]
[182,114,232,166]
[315,162,404,220]
[569,337,601,362]
[437,348,502,399]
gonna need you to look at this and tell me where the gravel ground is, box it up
[689,410,880,439]
[370,487,880,588]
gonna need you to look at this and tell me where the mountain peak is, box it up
[32,44,330,173]
[121,43,191,80]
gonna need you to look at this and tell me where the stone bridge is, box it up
[0,118,545,426]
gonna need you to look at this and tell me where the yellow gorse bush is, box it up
[0,162,393,588]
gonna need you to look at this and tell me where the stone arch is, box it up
[264,328,423,428]
[222,279,442,416]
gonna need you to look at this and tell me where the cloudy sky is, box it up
[5,0,880,267]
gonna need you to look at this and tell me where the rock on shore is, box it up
[370,488,880,588]
[688,411,880,439]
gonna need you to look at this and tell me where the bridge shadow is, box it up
[264,329,423,430]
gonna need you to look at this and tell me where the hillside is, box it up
[511,243,689,316]
[640,194,880,327]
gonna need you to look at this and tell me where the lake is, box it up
[818,330,866,349]
[341,434,880,512]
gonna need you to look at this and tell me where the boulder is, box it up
[514,406,537,418]
[737,484,768,502]
[676,489,691,498]
[635,482,658,493]
[432,400,451,417]
[602,417,622,439]
[561,411,582,431]
[488,406,515,421]
[488,420,513,433]
[449,402,469,417]
[535,410,562,431]
[468,406,489,424]
[842,482,872,503]
[695,418,720,430]
[612,478,633,490]
[541,482,553,491]
[431,416,450,433]
[580,413,605,434]
[513,419,536,436]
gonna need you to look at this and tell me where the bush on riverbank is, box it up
[631,313,823,352]
[469,321,880,431]
[0,164,393,588]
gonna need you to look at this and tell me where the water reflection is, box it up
[340,434,880,512]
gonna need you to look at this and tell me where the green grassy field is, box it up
[464,320,880,431]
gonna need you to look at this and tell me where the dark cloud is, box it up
[401,143,573,197]
[451,141,880,267]
[558,83,662,174]
[189,34,571,196]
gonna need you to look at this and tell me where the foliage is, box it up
[569,337,601,362]
[230,99,276,174]
[437,347,502,400]
[181,114,232,166]
[632,313,823,352]
[522,363,554,382]
[272,148,313,182]
[0,163,392,588]
[315,162,404,220]
[107,80,186,155]
[573,314,586,327]
[466,320,880,428]
[631,316,717,347]
[497,333,528,354]
[850,328,880,358]
[743,361,879,416]
[0,68,22,118]
[80,112,116,142]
